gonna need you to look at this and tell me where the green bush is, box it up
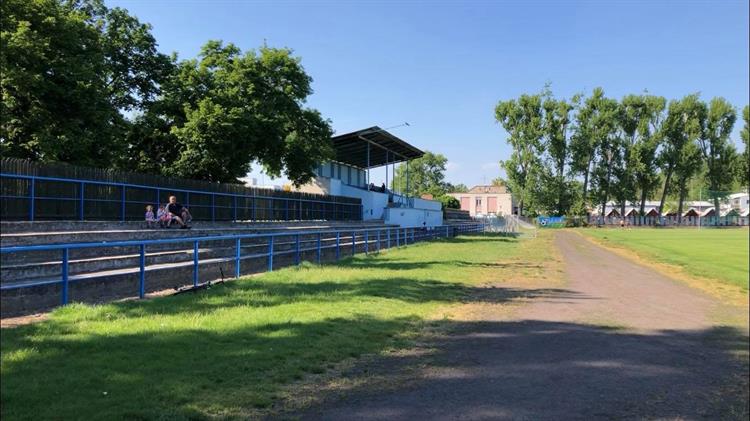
[436,195,460,209]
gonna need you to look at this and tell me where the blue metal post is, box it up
[235,238,241,278]
[446,226,449,238]
[121,185,126,222]
[351,231,356,256]
[268,236,274,271]
[156,188,160,207]
[295,234,301,265]
[316,233,322,263]
[211,194,215,222]
[396,229,400,247]
[411,228,414,243]
[29,177,35,221]
[335,232,340,261]
[139,244,146,298]
[377,230,381,253]
[252,198,256,221]
[79,182,85,221]
[193,240,199,287]
[233,196,238,222]
[364,231,369,255]
[387,228,391,249]
[61,248,69,305]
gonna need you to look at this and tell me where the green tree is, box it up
[572,88,620,221]
[699,97,737,223]
[392,151,449,197]
[658,94,706,218]
[495,94,545,216]
[617,94,666,221]
[0,0,171,166]
[570,88,603,209]
[539,95,575,215]
[445,183,469,193]
[127,41,333,184]
[739,105,749,188]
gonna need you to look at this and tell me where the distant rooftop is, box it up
[466,185,508,194]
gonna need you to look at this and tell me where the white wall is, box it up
[385,207,444,227]
[340,184,388,220]
[412,197,442,211]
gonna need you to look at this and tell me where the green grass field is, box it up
[581,228,749,290]
[1,234,536,420]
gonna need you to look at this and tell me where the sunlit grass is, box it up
[580,228,749,290]
[1,233,529,420]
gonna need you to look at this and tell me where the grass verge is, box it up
[1,233,548,420]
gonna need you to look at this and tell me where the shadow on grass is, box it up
[91,278,585,318]
[2,317,747,420]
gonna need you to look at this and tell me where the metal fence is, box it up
[0,223,486,308]
[0,158,362,222]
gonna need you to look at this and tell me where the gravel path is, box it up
[295,231,748,420]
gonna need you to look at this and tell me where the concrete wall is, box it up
[385,207,443,227]
[340,184,388,220]
[412,197,442,211]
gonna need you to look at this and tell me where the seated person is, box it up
[144,205,157,228]
[156,204,171,228]
[167,195,191,229]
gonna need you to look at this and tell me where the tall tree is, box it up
[658,94,706,218]
[392,151,449,196]
[571,88,619,221]
[541,96,574,215]
[495,94,544,216]
[0,0,171,166]
[570,88,605,210]
[698,97,737,223]
[740,105,749,188]
[126,41,333,184]
[618,94,666,221]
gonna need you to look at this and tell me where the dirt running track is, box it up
[295,231,749,420]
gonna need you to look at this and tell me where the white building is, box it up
[295,127,443,228]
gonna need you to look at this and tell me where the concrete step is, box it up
[0,220,384,234]
[0,231,386,283]
[1,222,393,247]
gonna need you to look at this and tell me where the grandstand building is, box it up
[295,127,443,227]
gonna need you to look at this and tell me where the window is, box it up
[476,198,482,207]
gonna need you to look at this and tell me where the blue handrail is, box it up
[0,172,363,222]
[0,223,487,309]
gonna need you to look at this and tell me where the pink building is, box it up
[448,185,514,217]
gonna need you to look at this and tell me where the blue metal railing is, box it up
[0,173,363,222]
[0,223,486,308]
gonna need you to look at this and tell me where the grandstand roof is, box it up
[330,127,424,169]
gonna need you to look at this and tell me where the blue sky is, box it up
[109,0,749,187]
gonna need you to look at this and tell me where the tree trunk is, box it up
[600,157,614,223]
[714,196,720,226]
[639,189,647,226]
[658,165,673,218]
[677,182,686,224]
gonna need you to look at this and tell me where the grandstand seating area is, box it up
[1,220,483,317]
